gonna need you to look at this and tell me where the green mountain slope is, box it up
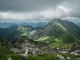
[29,19,80,48]
[0,25,33,40]
[0,37,13,54]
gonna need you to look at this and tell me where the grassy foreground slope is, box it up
[0,53,80,60]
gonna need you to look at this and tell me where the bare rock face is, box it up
[8,58,12,60]
[20,47,28,58]
[66,57,71,60]
[10,37,55,57]
[70,44,78,52]
[57,55,65,60]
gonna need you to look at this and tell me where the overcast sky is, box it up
[0,0,80,22]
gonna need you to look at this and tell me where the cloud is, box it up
[0,0,80,22]
[0,0,63,12]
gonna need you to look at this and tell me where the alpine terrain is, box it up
[0,19,80,60]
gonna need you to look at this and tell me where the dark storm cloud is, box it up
[0,0,80,22]
[0,0,63,12]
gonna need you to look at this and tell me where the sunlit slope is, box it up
[29,19,80,48]
[0,25,33,40]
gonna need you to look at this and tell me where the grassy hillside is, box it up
[0,53,80,60]
[29,19,80,48]
[0,25,33,40]
[0,37,14,54]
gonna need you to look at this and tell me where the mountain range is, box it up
[0,22,48,28]
[29,18,80,48]
[0,25,33,40]
[0,18,80,49]
[0,18,80,60]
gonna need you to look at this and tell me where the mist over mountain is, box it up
[74,22,80,27]
[0,22,48,28]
